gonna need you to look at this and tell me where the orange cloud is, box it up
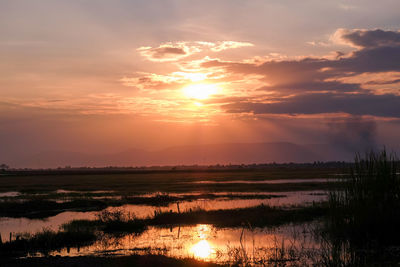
[137,43,197,62]
[138,41,254,62]
[211,41,253,52]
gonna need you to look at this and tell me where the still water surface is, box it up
[47,223,320,264]
[0,190,326,242]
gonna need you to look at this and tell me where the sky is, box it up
[1,0,400,163]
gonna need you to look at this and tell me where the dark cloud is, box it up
[335,46,400,73]
[202,28,400,118]
[338,29,400,48]
[258,81,360,92]
[366,78,400,85]
[202,46,400,85]
[223,93,400,118]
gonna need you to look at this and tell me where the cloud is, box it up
[335,45,400,73]
[134,28,400,120]
[222,93,400,118]
[199,28,400,120]
[258,81,360,93]
[202,45,400,82]
[332,28,400,48]
[210,41,254,52]
[137,43,195,62]
[120,72,185,90]
[138,41,254,62]
[121,69,226,90]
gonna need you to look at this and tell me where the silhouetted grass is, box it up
[317,149,400,266]
[0,210,146,257]
[2,254,222,267]
[0,228,97,257]
[0,192,288,219]
[327,149,400,246]
[147,203,327,228]
[1,204,326,260]
[95,209,147,233]
[59,203,327,233]
[60,210,148,234]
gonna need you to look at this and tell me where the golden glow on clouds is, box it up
[328,71,400,95]
[137,41,254,62]
[209,41,254,52]
[183,83,219,100]
[194,102,204,107]
[100,34,400,123]
[177,72,208,82]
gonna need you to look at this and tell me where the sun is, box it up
[183,83,218,100]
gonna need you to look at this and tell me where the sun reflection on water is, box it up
[197,224,211,239]
[189,224,214,259]
[191,240,213,259]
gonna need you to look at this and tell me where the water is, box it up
[189,178,337,184]
[0,191,20,197]
[47,223,320,264]
[111,190,326,218]
[0,187,327,264]
[55,189,114,194]
[0,211,97,242]
[0,190,326,242]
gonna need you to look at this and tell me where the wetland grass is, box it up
[0,192,289,219]
[1,254,222,267]
[321,149,400,265]
[57,202,327,233]
[327,149,400,245]
[0,203,327,259]
[95,209,147,233]
[0,228,97,257]
[147,203,327,228]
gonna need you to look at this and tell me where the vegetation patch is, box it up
[0,228,97,257]
[1,254,222,267]
[147,203,327,228]
[326,150,400,245]
[0,192,289,219]
[322,150,400,265]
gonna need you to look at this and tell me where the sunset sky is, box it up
[1,0,400,164]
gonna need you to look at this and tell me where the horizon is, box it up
[2,141,398,169]
[1,0,400,167]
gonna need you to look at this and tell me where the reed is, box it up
[327,149,400,245]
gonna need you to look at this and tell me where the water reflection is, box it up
[0,191,20,197]
[0,190,326,242]
[0,211,96,242]
[191,240,213,259]
[190,178,337,184]
[190,225,215,259]
[47,222,319,264]
[197,224,211,239]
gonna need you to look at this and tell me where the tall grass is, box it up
[0,228,97,257]
[327,149,400,245]
[96,209,147,233]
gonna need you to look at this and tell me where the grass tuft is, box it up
[327,149,400,246]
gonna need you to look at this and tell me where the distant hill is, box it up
[4,142,357,168]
